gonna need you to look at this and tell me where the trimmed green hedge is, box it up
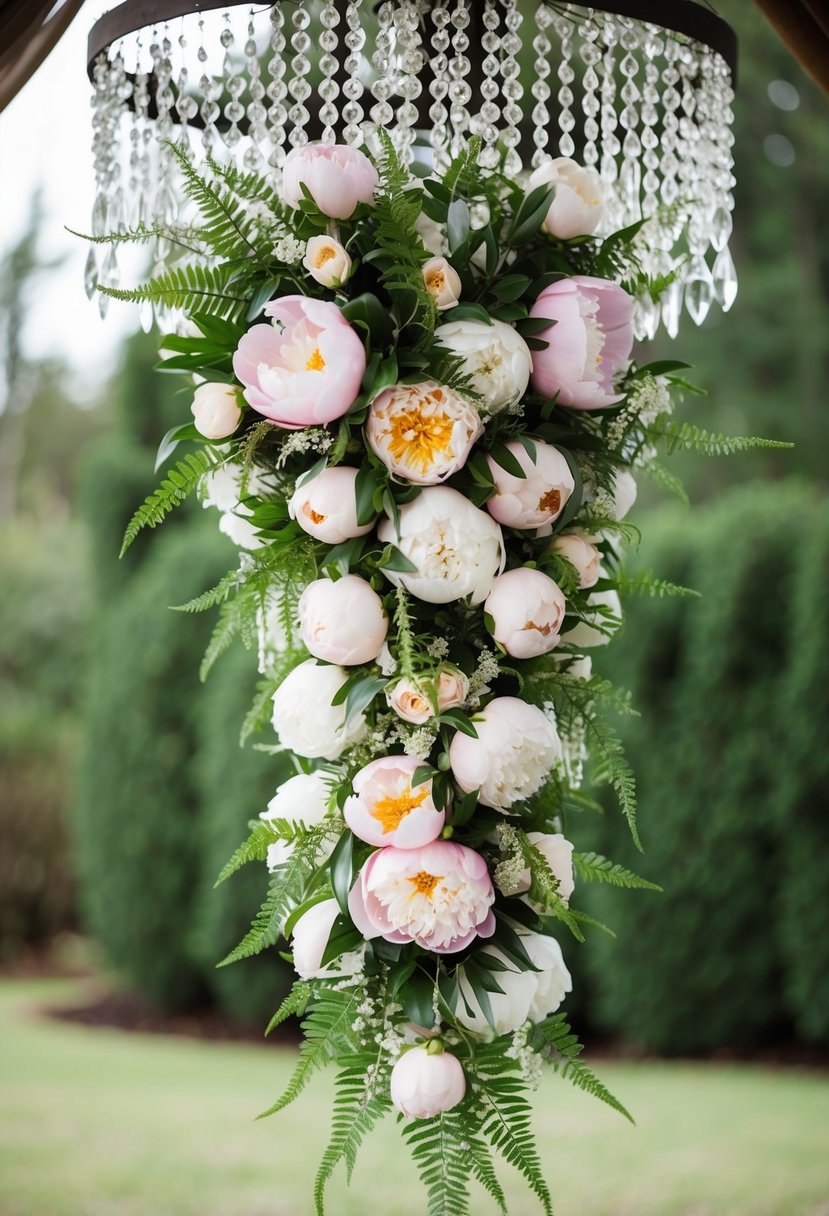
[576,482,829,1051]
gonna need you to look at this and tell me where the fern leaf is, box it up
[402,1111,475,1216]
[199,596,244,682]
[649,418,793,457]
[264,980,310,1037]
[534,1013,633,1123]
[172,568,241,613]
[574,851,661,892]
[100,262,248,321]
[214,822,276,888]
[314,1055,389,1214]
[468,1137,509,1216]
[474,1055,553,1216]
[615,571,700,599]
[240,676,282,745]
[166,141,267,263]
[120,448,217,556]
[640,458,689,504]
[258,988,362,1119]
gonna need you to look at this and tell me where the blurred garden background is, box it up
[1,2,829,1214]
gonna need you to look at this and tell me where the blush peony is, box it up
[191,382,242,439]
[298,575,387,666]
[303,235,352,288]
[344,755,445,849]
[390,1046,466,1119]
[366,381,483,485]
[288,466,376,544]
[529,276,634,409]
[548,529,601,589]
[449,696,562,811]
[233,295,366,428]
[422,257,462,310]
[348,840,496,953]
[527,157,605,240]
[378,486,504,605]
[484,567,567,658]
[485,440,575,534]
[281,143,378,219]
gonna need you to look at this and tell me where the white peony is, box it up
[561,588,623,648]
[486,440,575,535]
[218,511,264,550]
[422,257,462,310]
[449,696,562,811]
[298,575,388,666]
[456,931,572,1036]
[291,898,340,979]
[435,318,532,413]
[191,382,242,439]
[303,235,352,288]
[261,772,332,827]
[484,567,567,659]
[288,465,375,545]
[527,157,605,240]
[271,659,368,760]
[378,486,504,605]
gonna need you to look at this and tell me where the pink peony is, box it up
[344,755,445,849]
[484,567,567,658]
[529,276,634,409]
[348,840,496,954]
[390,1046,466,1118]
[281,143,378,219]
[232,295,366,429]
[485,440,575,535]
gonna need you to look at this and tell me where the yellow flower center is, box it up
[525,618,554,636]
[306,347,326,372]
[385,404,454,474]
[314,245,338,268]
[304,505,327,525]
[371,785,430,834]
[538,488,561,514]
[424,267,446,295]
[408,870,443,898]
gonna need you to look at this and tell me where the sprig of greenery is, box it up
[119,448,218,557]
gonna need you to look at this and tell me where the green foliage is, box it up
[647,417,794,458]
[402,1110,480,1216]
[120,448,218,556]
[166,142,267,265]
[573,852,662,892]
[530,1012,633,1122]
[314,1052,390,1213]
[100,262,249,322]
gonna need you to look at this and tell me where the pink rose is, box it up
[548,529,601,589]
[485,440,575,535]
[386,678,435,724]
[391,1046,466,1119]
[232,295,366,428]
[288,466,375,544]
[436,665,469,711]
[348,840,496,954]
[281,143,378,220]
[298,575,388,666]
[529,276,634,409]
[344,755,445,849]
[484,567,567,658]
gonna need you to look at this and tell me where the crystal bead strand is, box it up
[198,19,222,156]
[368,2,395,154]
[478,0,502,170]
[500,0,524,176]
[318,2,341,145]
[265,5,288,178]
[97,52,132,316]
[530,3,553,169]
[710,54,737,310]
[287,3,312,148]
[86,54,111,306]
[599,16,622,232]
[151,31,176,240]
[393,0,424,165]
[551,9,576,158]
[428,0,452,169]
[682,44,714,326]
[578,14,601,171]
[639,26,662,219]
[221,19,245,150]
[447,1,472,159]
[175,32,198,160]
[127,39,149,228]
[342,0,367,147]
[244,13,268,170]
[617,19,642,226]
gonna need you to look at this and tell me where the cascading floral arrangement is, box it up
[95,130,779,1216]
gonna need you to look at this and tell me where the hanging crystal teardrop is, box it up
[318,2,341,145]
[500,0,524,176]
[342,0,366,147]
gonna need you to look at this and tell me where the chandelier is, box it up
[85,1,738,338]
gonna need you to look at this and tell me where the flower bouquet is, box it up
[95,132,779,1215]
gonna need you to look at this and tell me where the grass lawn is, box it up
[1,979,828,1216]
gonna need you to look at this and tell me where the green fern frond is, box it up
[258,988,362,1119]
[512,828,584,941]
[166,141,268,264]
[468,1137,509,1216]
[200,595,245,681]
[615,571,700,599]
[649,418,793,457]
[402,1110,475,1216]
[67,222,206,256]
[213,821,276,888]
[640,458,690,504]
[240,676,283,745]
[204,153,285,216]
[172,568,241,613]
[314,1054,389,1214]
[573,851,661,892]
[120,448,217,557]
[100,261,248,322]
[264,980,311,1037]
[532,1012,634,1123]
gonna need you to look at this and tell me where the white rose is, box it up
[261,772,332,827]
[548,529,601,589]
[527,157,605,240]
[378,485,504,605]
[435,318,532,413]
[449,696,562,811]
[516,832,575,905]
[288,466,375,545]
[298,575,388,666]
[422,256,462,310]
[303,235,353,287]
[484,567,567,659]
[366,380,483,485]
[455,931,572,1036]
[271,659,368,760]
[561,588,622,649]
[291,898,340,979]
[486,440,575,535]
[191,382,242,439]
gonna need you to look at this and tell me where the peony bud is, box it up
[288,466,375,545]
[291,898,340,979]
[484,567,567,658]
[390,1045,467,1119]
[298,575,388,666]
[548,529,601,589]
[303,235,353,287]
[191,382,242,439]
[422,257,462,311]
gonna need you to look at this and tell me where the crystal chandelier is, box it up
[86,1,738,337]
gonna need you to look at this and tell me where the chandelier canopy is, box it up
[86,1,738,337]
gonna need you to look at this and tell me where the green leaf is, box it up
[120,448,218,557]
[329,830,355,916]
[344,674,388,724]
[264,980,310,1037]
[214,821,275,887]
[378,544,418,574]
[447,199,470,253]
[403,968,437,1030]
[354,463,384,527]
[573,851,662,892]
[437,709,478,738]
[488,442,527,479]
